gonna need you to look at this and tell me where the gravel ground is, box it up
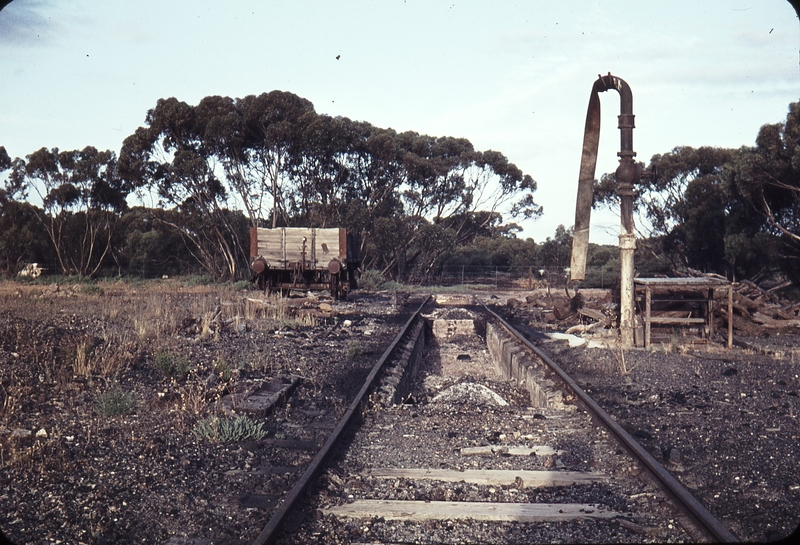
[279,311,691,544]
[1,282,798,544]
[499,296,800,543]
[0,281,406,545]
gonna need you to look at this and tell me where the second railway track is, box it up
[257,295,737,544]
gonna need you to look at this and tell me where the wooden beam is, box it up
[362,468,608,487]
[649,317,706,324]
[324,500,620,521]
[459,445,562,457]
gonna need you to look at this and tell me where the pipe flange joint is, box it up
[597,73,614,91]
[618,185,635,197]
[615,160,639,188]
[618,113,635,129]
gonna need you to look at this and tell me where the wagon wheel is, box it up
[330,274,340,301]
[266,273,282,297]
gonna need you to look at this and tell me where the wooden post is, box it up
[727,284,733,349]
[644,284,652,349]
[707,288,715,339]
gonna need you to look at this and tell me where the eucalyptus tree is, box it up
[120,92,540,282]
[391,132,541,281]
[232,91,316,228]
[595,146,740,274]
[593,143,779,279]
[9,146,126,277]
[119,97,248,280]
[0,191,48,276]
[309,122,409,270]
[0,146,10,172]
[285,113,355,226]
[727,101,800,280]
[0,147,50,275]
[287,114,410,230]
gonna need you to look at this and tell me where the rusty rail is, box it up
[483,305,739,543]
[252,296,431,545]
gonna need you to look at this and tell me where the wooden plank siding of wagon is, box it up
[281,228,315,268]
[252,227,291,267]
[313,228,348,264]
[251,228,346,270]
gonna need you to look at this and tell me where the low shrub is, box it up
[381,280,405,291]
[230,280,250,291]
[183,274,213,286]
[358,269,386,291]
[94,386,137,417]
[154,351,191,381]
[192,415,267,442]
[78,283,104,295]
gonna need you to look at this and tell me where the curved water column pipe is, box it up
[570,73,645,347]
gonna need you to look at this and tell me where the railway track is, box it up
[234,295,738,545]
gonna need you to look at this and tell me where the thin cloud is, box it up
[0,0,57,47]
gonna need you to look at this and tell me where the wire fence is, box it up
[431,265,615,290]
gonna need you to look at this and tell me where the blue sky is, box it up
[1,0,798,244]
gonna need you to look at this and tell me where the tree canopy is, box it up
[4,91,545,281]
[591,102,800,282]
[3,92,800,290]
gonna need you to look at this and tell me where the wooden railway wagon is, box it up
[249,227,361,299]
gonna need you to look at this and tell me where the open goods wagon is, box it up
[249,227,361,299]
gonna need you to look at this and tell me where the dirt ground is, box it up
[0,281,798,544]
[0,280,406,545]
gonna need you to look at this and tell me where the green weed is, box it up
[94,386,137,417]
[346,341,360,360]
[154,351,191,381]
[214,358,232,382]
[192,415,267,442]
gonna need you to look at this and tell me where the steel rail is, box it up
[252,296,431,545]
[483,305,739,543]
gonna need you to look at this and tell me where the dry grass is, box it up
[72,331,137,379]
[245,293,317,329]
[72,341,93,377]
[178,379,214,417]
[133,294,180,342]
[1,383,18,421]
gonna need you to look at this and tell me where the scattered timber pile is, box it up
[506,289,617,333]
[245,292,342,320]
[722,279,800,335]
[507,277,800,338]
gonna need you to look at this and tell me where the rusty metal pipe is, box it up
[570,73,639,346]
